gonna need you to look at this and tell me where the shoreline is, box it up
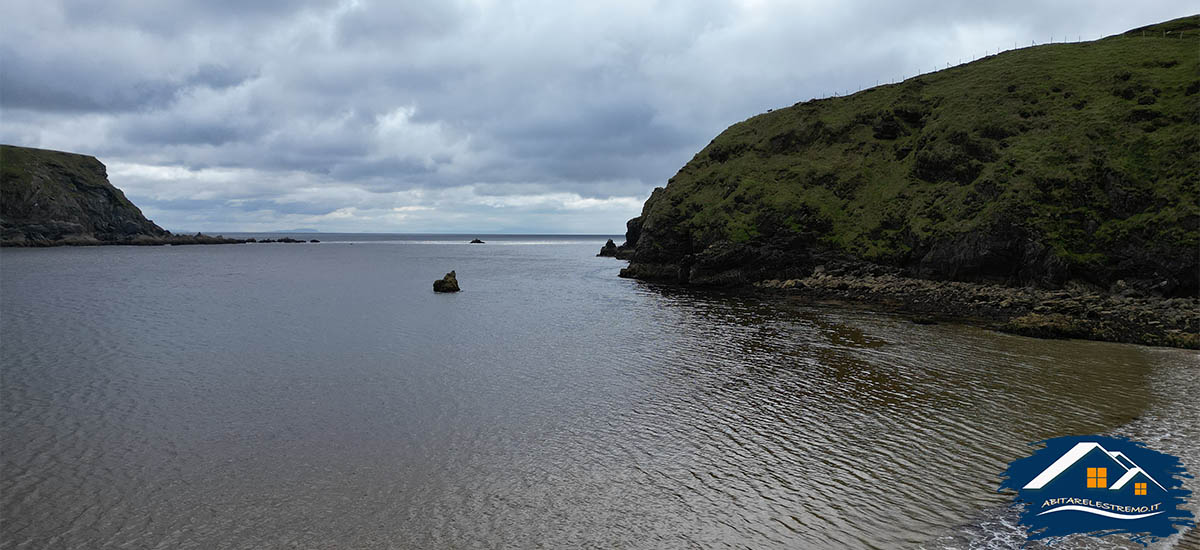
[0,234,323,247]
[611,238,1197,350]
[751,271,1198,349]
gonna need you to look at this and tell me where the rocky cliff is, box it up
[617,16,1199,298]
[0,145,243,247]
[1,145,168,245]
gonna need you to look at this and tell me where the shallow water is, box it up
[1,236,1195,549]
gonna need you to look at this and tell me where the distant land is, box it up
[608,16,1198,347]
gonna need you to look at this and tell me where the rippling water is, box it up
[1,236,1196,549]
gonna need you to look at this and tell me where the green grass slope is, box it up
[624,16,1199,296]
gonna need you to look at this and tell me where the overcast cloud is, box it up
[1,1,1193,233]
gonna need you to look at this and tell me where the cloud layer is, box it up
[2,1,1193,232]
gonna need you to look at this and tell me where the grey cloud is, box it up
[2,0,1196,232]
[60,0,338,35]
[0,49,181,112]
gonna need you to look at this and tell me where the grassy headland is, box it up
[1,145,243,246]
[615,16,1199,347]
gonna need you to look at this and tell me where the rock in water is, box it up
[597,239,618,257]
[469,238,485,244]
[433,270,460,292]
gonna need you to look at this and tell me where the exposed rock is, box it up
[309,239,320,243]
[1,145,245,246]
[753,271,1199,349]
[6,232,246,247]
[470,238,485,244]
[597,239,618,257]
[433,270,461,293]
[604,216,642,260]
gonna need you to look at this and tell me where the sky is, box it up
[1,1,1194,233]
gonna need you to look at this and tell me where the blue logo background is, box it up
[1000,435,1193,544]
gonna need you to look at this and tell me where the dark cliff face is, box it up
[1,145,169,245]
[619,16,1200,297]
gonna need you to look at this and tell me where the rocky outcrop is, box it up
[597,239,618,257]
[0,145,244,246]
[754,269,1199,349]
[615,17,1199,301]
[470,238,485,244]
[433,270,461,293]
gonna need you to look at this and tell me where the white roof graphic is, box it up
[1022,442,1165,491]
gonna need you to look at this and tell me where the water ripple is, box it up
[2,245,1193,549]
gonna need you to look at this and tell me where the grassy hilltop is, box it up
[620,16,1199,297]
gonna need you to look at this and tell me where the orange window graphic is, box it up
[1135,482,1147,495]
[1087,467,1107,488]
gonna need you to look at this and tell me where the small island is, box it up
[433,271,461,292]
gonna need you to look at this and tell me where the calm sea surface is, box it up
[1,235,1196,549]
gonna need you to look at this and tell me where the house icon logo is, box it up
[1000,435,1193,544]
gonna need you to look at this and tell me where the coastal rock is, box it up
[1,145,168,245]
[470,238,485,244]
[433,270,461,293]
[597,239,618,257]
[751,271,1199,349]
[616,216,642,259]
[0,145,246,247]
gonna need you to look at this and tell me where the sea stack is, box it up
[433,271,461,292]
[597,239,618,257]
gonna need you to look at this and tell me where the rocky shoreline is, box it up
[753,270,1198,349]
[602,236,1197,349]
[0,233,248,247]
[0,234,333,247]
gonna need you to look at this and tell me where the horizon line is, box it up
[170,230,626,235]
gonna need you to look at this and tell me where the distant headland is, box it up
[0,144,245,247]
